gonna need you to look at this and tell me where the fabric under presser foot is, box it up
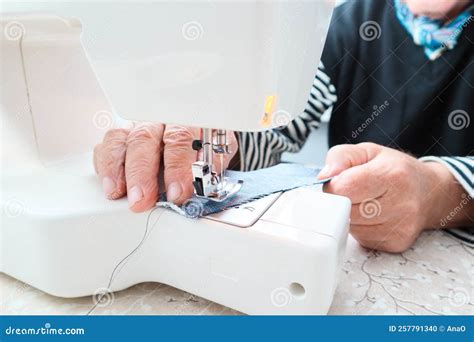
[156,163,332,218]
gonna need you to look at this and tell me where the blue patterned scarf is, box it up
[394,0,474,60]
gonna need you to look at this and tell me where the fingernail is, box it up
[128,185,144,207]
[167,182,182,203]
[102,177,116,197]
[319,164,333,178]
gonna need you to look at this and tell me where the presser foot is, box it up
[196,178,243,202]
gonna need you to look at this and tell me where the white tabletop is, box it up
[1,230,472,315]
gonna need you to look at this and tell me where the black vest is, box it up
[322,0,473,157]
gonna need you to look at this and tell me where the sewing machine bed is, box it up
[1,5,345,315]
[1,154,351,315]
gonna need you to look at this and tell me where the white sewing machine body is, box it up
[0,1,351,314]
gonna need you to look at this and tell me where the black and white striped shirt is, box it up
[235,63,474,199]
[236,63,334,172]
[235,0,473,244]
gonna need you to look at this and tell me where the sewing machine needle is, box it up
[220,153,224,188]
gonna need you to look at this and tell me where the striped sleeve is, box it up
[235,62,337,171]
[419,156,474,197]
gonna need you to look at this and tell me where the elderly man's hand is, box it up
[93,123,238,212]
[318,143,471,253]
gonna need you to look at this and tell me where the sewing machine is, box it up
[0,1,351,314]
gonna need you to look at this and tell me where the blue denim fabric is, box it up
[158,163,330,217]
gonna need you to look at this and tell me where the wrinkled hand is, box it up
[93,123,238,212]
[318,143,468,253]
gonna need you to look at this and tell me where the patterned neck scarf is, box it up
[394,0,474,60]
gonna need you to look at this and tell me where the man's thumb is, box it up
[318,142,381,179]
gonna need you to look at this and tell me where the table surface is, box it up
[1,230,472,315]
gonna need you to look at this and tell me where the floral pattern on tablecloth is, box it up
[1,230,472,315]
